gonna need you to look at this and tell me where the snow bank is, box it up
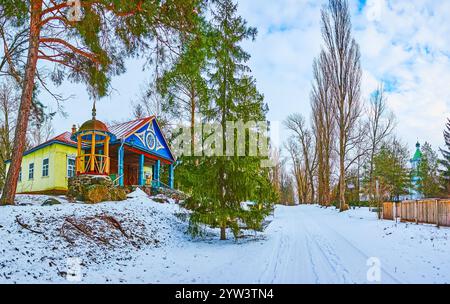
[0,194,188,283]
[126,188,149,199]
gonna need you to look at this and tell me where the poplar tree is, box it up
[321,0,362,211]
[439,119,450,195]
[0,0,201,205]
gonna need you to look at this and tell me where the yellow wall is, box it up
[6,143,77,193]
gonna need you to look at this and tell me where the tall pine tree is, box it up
[183,0,275,240]
[0,0,202,205]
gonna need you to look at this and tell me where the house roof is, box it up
[108,116,155,140]
[15,116,162,159]
[15,131,78,159]
[52,131,78,145]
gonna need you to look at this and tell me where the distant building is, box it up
[409,142,423,200]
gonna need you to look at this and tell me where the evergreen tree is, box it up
[439,119,450,195]
[157,16,211,150]
[183,0,275,240]
[372,138,411,201]
[417,142,441,198]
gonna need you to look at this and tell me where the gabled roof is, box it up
[123,118,176,163]
[52,132,77,146]
[15,116,173,161]
[109,116,155,140]
[16,132,77,159]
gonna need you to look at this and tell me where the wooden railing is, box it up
[383,199,450,227]
[76,154,110,175]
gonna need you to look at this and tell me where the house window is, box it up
[19,167,22,182]
[28,163,34,180]
[42,158,49,177]
[67,157,76,178]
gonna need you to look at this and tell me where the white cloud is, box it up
[238,0,450,152]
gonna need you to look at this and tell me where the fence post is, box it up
[436,199,440,228]
[392,202,397,224]
[414,200,418,224]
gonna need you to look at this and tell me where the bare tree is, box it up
[321,0,362,211]
[131,81,171,135]
[311,51,335,207]
[269,147,282,198]
[269,147,295,205]
[27,116,54,148]
[279,166,295,205]
[132,81,163,118]
[366,84,395,203]
[0,80,19,188]
[285,139,308,204]
[284,113,317,203]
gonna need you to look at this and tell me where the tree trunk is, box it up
[190,88,196,155]
[339,154,346,211]
[220,226,226,240]
[339,117,346,211]
[317,141,324,205]
[0,1,41,205]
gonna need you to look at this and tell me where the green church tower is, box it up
[410,142,423,199]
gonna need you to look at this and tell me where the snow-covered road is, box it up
[1,198,449,283]
[116,205,449,284]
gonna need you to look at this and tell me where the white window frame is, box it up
[42,158,49,177]
[67,155,76,178]
[28,163,34,180]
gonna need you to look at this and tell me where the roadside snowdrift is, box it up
[0,192,187,283]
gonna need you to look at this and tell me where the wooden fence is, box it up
[383,199,450,227]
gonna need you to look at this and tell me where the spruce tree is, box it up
[183,0,275,240]
[372,138,411,201]
[417,142,441,198]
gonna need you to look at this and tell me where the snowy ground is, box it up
[0,193,449,284]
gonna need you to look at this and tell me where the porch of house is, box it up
[108,144,174,189]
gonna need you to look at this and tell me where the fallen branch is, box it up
[59,223,75,244]
[96,215,130,239]
[64,217,109,245]
[15,216,44,234]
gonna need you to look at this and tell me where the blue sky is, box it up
[41,0,450,154]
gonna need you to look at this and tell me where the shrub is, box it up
[84,185,111,204]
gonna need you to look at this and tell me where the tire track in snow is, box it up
[304,227,352,283]
[316,216,404,284]
[299,209,353,283]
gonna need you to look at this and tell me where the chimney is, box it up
[71,124,77,134]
